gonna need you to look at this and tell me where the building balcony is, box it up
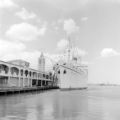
[0,71,9,76]
[12,73,19,77]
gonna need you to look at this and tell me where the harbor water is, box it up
[0,85,120,120]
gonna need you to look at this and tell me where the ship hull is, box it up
[57,65,88,90]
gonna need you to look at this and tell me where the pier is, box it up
[0,86,59,95]
[0,59,58,95]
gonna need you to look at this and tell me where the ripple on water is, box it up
[0,86,120,120]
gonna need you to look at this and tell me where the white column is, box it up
[28,72,30,87]
[8,66,11,87]
[18,68,21,87]
[36,73,38,86]
[23,70,25,87]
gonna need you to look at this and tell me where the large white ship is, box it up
[55,38,88,90]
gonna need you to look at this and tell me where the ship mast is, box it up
[64,32,73,62]
[67,36,71,62]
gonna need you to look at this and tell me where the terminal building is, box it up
[0,53,58,88]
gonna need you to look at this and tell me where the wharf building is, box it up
[0,57,58,88]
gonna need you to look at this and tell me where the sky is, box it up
[1,0,120,84]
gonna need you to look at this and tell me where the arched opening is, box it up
[25,70,28,77]
[29,71,31,77]
[10,67,19,75]
[46,75,49,79]
[31,72,33,77]
[0,64,9,87]
[43,74,45,78]
[20,69,23,76]
[9,67,19,87]
[0,64,9,74]
[33,72,37,78]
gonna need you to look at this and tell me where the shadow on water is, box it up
[0,86,120,120]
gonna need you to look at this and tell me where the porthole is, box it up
[63,63,66,65]
[58,70,60,74]
[63,70,67,74]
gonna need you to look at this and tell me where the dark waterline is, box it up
[0,85,120,120]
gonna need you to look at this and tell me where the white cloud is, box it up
[6,22,47,42]
[0,39,86,71]
[100,48,119,57]
[16,8,36,20]
[2,50,59,71]
[63,18,79,35]
[81,17,88,21]
[2,50,40,69]
[57,39,69,51]
[0,0,17,8]
[0,39,25,58]
[0,39,58,71]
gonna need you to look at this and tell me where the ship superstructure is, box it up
[55,37,88,90]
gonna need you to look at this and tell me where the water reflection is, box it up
[0,86,120,120]
[26,108,38,120]
[42,103,54,120]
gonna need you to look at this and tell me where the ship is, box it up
[54,37,88,90]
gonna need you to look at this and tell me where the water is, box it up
[0,86,120,120]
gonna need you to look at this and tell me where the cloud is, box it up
[2,50,59,71]
[57,39,69,51]
[0,0,17,8]
[0,39,25,58]
[0,39,86,71]
[6,22,47,42]
[63,19,79,35]
[2,50,40,69]
[0,40,58,71]
[89,48,120,84]
[16,8,36,20]
[81,17,88,21]
[100,48,119,57]
[0,39,59,71]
